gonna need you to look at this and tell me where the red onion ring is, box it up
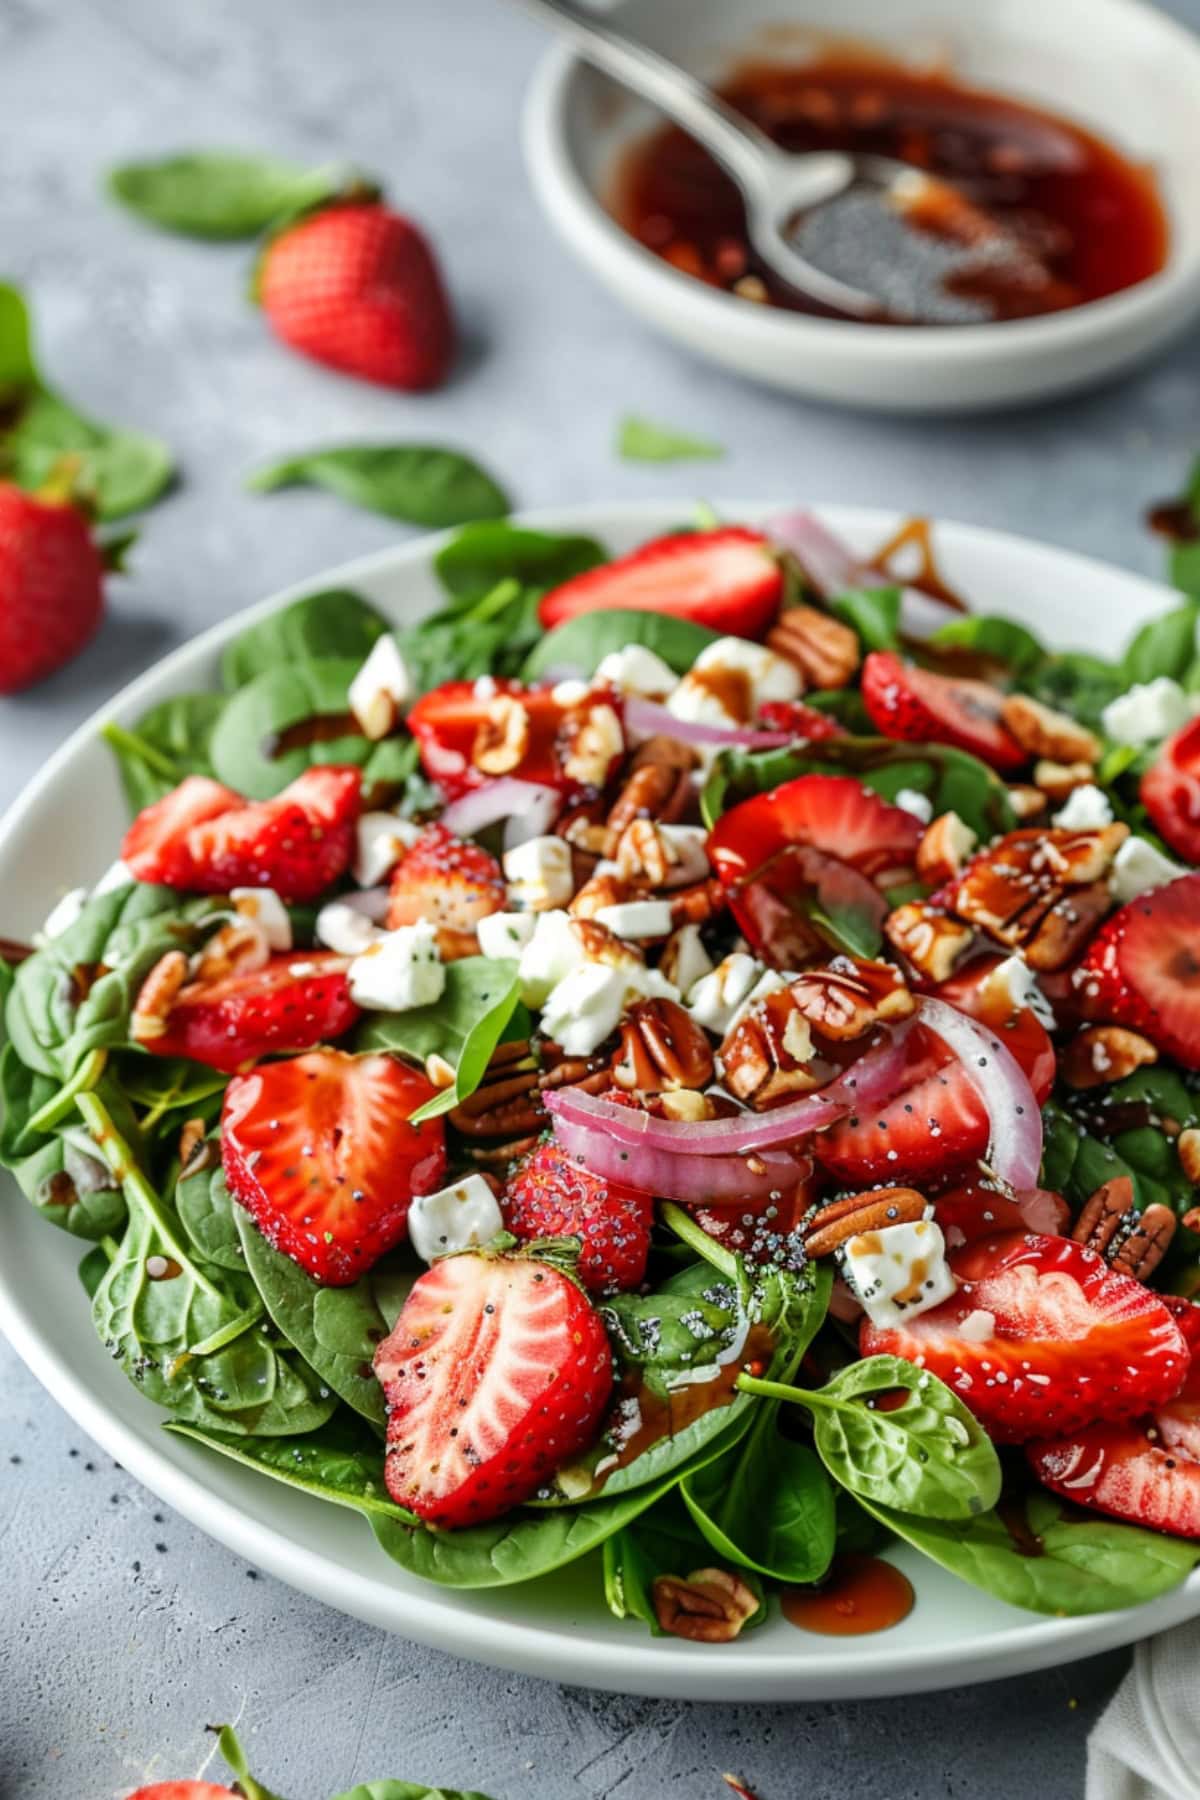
[440,779,561,848]
[624,695,793,751]
[547,1110,813,1205]
[914,996,1043,1192]
[766,510,958,643]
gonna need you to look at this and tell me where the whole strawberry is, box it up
[0,482,104,693]
[257,201,455,390]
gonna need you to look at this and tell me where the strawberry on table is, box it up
[374,1247,613,1525]
[537,527,783,640]
[1075,872,1200,1069]
[1141,717,1200,864]
[223,1049,445,1284]
[0,481,106,693]
[123,765,361,901]
[388,821,504,956]
[128,1786,235,1799]
[502,1138,653,1293]
[138,950,360,1073]
[256,201,455,390]
[861,1230,1190,1443]
[861,650,1026,772]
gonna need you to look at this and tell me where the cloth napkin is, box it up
[1088,1619,1200,1799]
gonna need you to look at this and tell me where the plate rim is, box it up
[2,498,1196,1701]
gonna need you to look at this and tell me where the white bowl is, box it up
[2,500,1199,1700]
[523,0,1200,412]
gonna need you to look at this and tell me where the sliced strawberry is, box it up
[861,650,1025,773]
[1141,716,1200,863]
[709,773,922,967]
[387,822,505,956]
[223,1050,445,1284]
[757,699,847,742]
[537,527,783,639]
[128,1786,235,1799]
[695,1169,819,1269]
[501,1138,653,1293]
[145,951,359,1074]
[406,678,622,801]
[1075,873,1200,1068]
[374,1248,613,1524]
[862,1230,1190,1443]
[1029,1305,1200,1538]
[123,766,361,901]
[816,955,1056,1186]
[932,1180,1070,1249]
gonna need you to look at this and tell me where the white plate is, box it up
[1,502,1197,1701]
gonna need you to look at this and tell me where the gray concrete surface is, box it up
[2,0,1200,1793]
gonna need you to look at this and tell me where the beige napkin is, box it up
[1088,1621,1200,1799]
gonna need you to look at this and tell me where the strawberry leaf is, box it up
[247,444,510,528]
[108,151,349,241]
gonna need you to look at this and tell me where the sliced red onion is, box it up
[548,1107,812,1205]
[766,509,958,643]
[914,996,1043,1192]
[440,779,561,848]
[624,695,792,752]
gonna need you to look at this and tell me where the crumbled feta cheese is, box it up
[348,919,444,1011]
[1110,834,1184,904]
[231,887,292,951]
[691,637,803,713]
[348,634,413,740]
[840,1218,957,1329]
[503,835,574,911]
[958,1308,997,1343]
[354,811,420,887]
[316,900,385,957]
[594,644,678,698]
[662,922,714,997]
[551,677,591,708]
[407,1175,504,1263]
[540,961,630,1055]
[594,899,674,940]
[1102,677,1194,746]
[895,787,933,824]
[685,952,764,1034]
[666,675,743,734]
[981,954,1057,1029]
[1052,783,1114,830]
[629,965,681,1006]
[518,909,586,1004]
[38,886,88,943]
[473,674,498,702]
[477,909,537,960]
[657,823,712,886]
[93,859,133,895]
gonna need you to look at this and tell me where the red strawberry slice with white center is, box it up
[537,527,783,639]
[123,766,361,901]
[861,650,1025,773]
[1028,1300,1200,1539]
[861,1231,1190,1443]
[143,951,360,1073]
[374,1249,613,1525]
[1141,716,1200,863]
[388,821,505,956]
[502,1138,653,1293]
[816,957,1056,1187]
[1075,872,1200,1069]
[222,1049,445,1283]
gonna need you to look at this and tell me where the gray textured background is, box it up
[3,0,1200,1794]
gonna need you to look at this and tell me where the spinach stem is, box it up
[100,720,180,780]
[75,1089,224,1302]
[467,576,522,623]
[27,1047,107,1133]
[188,1298,265,1359]
[736,1371,837,1413]
[659,1201,738,1280]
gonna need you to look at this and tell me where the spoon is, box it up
[514,0,950,319]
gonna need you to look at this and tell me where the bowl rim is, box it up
[522,0,1200,364]
[2,498,1199,1701]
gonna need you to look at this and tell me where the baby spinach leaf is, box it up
[603,1492,765,1636]
[521,607,717,683]
[333,1786,497,1800]
[221,589,389,691]
[356,957,525,1066]
[168,1413,412,1520]
[616,415,724,463]
[211,1727,291,1800]
[396,579,544,689]
[78,1242,113,1299]
[434,521,606,605]
[108,151,321,239]
[103,692,227,812]
[248,445,510,528]
[209,656,411,799]
[407,967,523,1124]
[1172,539,1200,602]
[828,586,901,654]
[928,614,1046,680]
[681,1414,835,1585]
[0,1047,130,1239]
[1122,600,1199,687]
[858,1487,1200,1615]
[1027,651,1123,732]
[176,1143,247,1272]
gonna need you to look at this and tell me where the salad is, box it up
[6,506,1200,1641]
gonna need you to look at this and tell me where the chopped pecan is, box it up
[1110,1204,1177,1282]
[915,812,977,886]
[1061,1025,1158,1090]
[720,988,818,1108]
[1006,783,1048,821]
[178,1117,207,1169]
[668,878,727,927]
[606,750,694,839]
[572,917,646,971]
[805,1187,929,1258]
[131,950,189,1043]
[570,871,629,919]
[1033,758,1096,802]
[1001,694,1101,765]
[788,957,914,1040]
[614,817,675,888]
[558,800,610,858]
[1071,1177,1177,1280]
[885,900,973,982]
[652,1567,760,1642]
[766,603,860,690]
[472,694,530,775]
[1179,1128,1200,1187]
[612,997,715,1092]
[950,825,1126,969]
[559,697,623,789]
[657,1088,719,1122]
[1023,881,1111,972]
[190,918,270,984]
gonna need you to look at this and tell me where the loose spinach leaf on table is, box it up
[521,607,717,683]
[209,656,413,799]
[103,692,227,811]
[108,150,328,239]
[433,521,606,605]
[356,957,526,1068]
[248,445,510,528]
[616,415,724,464]
[221,589,389,691]
[215,1721,503,1800]
[603,1492,765,1635]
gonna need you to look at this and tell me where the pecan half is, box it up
[915,812,977,886]
[1110,1204,1177,1282]
[131,950,189,1043]
[668,878,727,927]
[885,900,973,982]
[950,825,1126,969]
[1001,694,1101,765]
[767,604,860,690]
[652,1568,760,1642]
[805,1187,928,1258]
[612,997,715,1093]
[614,817,677,888]
[570,871,629,919]
[1033,758,1096,802]
[472,694,530,775]
[1071,1176,1177,1281]
[1006,783,1048,821]
[720,987,818,1108]
[1061,1025,1158,1090]
[606,747,694,839]
[790,957,914,1040]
